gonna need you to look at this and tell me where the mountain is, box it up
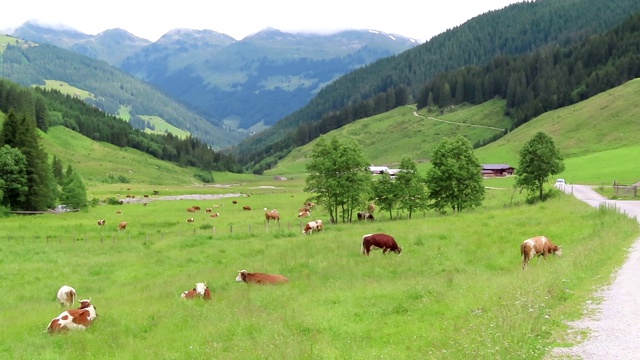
[11,20,151,65]
[0,39,245,148]
[230,0,640,173]
[11,23,419,132]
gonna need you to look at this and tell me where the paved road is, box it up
[550,185,640,359]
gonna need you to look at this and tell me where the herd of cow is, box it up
[49,199,560,333]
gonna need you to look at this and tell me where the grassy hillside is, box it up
[270,78,640,184]
[37,79,96,100]
[269,98,511,176]
[476,78,640,184]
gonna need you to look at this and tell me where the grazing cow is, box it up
[118,221,127,231]
[299,207,310,213]
[192,206,201,211]
[181,282,212,300]
[205,208,212,213]
[232,200,238,205]
[521,235,563,270]
[265,209,280,223]
[303,219,323,234]
[210,213,220,218]
[187,218,195,223]
[97,219,106,226]
[47,299,98,333]
[368,203,376,213]
[235,270,288,284]
[361,233,402,255]
[187,207,197,213]
[298,210,311,218]
[357,212,375,221]
[56,285,77,307]
[243,206,252,211]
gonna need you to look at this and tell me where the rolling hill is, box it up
[268,78,640,184]
[0,39,244,148]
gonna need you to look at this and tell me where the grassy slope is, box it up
[37,80,96,100]
[476,78,640,183]
[270,98,511,176]
[272,78,640,184]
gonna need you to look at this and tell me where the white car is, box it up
[555,179,566,189]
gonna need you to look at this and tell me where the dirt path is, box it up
[549,185,640,359]
[411,111,505,131]
[120,193,243,204]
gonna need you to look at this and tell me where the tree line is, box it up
[305,132,563,223]
[232,0,640,173]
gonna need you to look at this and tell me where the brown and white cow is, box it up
[235,270,289,284]
[210,212,220,218]
[368,203,376,213]
[243,205,252,211]
[298,210,311,218]
[97,219,106,226]
[520,235,562,270]
[187,207,198,213]
[265,209,280,223]
[187,218,195,223]
[47,298,98,333]
[303,219,323,234]
[205,208,212,213]
[192,206,201,211]
[56,285,77,308]
[181,282,212,300]
[357,212,374,221]
[118,221,127,231]
[361,233,402,255]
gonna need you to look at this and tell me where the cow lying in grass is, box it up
[235,270,288,284]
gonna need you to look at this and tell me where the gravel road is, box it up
[549,185,640,359]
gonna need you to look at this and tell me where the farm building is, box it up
[482,164,515,177]
[369,165,390,175]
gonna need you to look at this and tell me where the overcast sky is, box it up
[1,1,523,42]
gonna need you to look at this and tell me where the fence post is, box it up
[212,227,216,235]
[230,225,233,234]
[249,224,252,233]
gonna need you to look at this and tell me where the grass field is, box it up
[0,179,638,359]
[36,80,96,100]
[140,115,191,139]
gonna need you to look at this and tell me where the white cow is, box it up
[303,219,323,234]
[57,285,77,307]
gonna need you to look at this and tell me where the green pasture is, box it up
[140,115,190,139]
[36,80,96,100]
[0,35,27,54]
[0,181,638,359]
[269,99,510,176]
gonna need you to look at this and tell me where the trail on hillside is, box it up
[411,111,505,131]
[549,185,640,359]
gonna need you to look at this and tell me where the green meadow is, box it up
[1,179,638,359]
[37,80,96,100]
[2,78,640,358]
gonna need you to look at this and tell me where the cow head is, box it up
[394,247,403,255]
[195,282,207,295]
[552,245,563,256]
[236,270,247,282]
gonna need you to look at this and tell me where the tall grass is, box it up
[0,185,637,359]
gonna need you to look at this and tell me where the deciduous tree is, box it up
[425,135,485,214]
[515,131,565,201]
[304,136,371,223]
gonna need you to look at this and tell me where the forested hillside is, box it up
[0,79,239,210]
[0,43,244,148]
[233,0,640,173]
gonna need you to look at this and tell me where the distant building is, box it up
[273,176,287,181]
[368,165,389,175]
[481,164,515,177]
